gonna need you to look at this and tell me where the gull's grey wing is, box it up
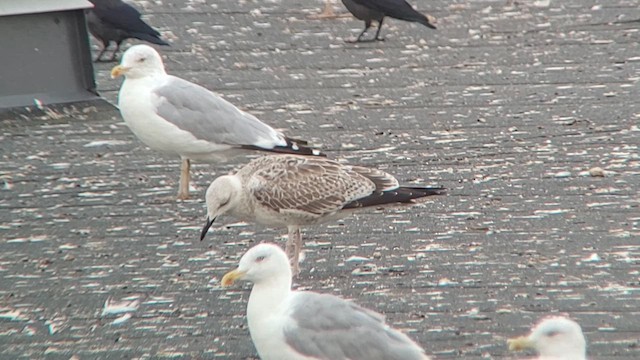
[153,76,287,149]
[283,292,429,360]
[241,156,377,216]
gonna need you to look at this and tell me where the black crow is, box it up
[86,0,169,62]
[341,0,436,42]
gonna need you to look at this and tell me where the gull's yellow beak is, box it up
[110,65,130,79]
[508,336,535,351]
[221,269,247,287]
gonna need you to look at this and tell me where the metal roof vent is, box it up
[0,0,100,109]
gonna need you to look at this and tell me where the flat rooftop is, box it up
[1,0,639,358]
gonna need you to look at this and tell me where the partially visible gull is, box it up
[111,45,323,200]
[86,0,169,62]
[221,243,432,360]
[200,154,445,274]
[508,316,587,360]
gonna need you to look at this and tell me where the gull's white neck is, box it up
[539,356,586,360]
[537,345,586,360]
[122,72,165,89]
[246,273,292,354]
[539,349,587,360]
[247,274,292,321]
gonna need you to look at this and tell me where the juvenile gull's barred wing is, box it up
[243,156,377,216]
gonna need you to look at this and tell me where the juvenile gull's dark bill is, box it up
[221,243,432,360]
[508,316,587,360]
[110,45,323,200]
[201,154,445,274]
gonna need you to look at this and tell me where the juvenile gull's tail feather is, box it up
[343,186,445,209]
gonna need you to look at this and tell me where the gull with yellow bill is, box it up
[508,316,587,360]
[110,45,322,200]
[221,243,431,360]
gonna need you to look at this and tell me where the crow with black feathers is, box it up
[86,0,169,62]
[341,0,436,42]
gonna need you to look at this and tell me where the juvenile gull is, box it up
[341,0,436,42]
[111,45,322,200]
[221,243,432,360]
[508,316,587,360]
[200,154,445,274]
[86,0,169,62]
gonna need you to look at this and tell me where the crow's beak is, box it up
[200,216,215,241]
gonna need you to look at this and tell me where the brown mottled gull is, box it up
[110,45,322,200]
[508,316,587,360]
[200,154,445,274]
[221,243,432,360]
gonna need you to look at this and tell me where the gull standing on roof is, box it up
[221,243,432,360]
[508,316,587,360]
[111,45,323,200]
[200,154,445,274]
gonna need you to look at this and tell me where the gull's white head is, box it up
[200,175,243,241]
[221,243,291,286]
[110,44,166,79]
[508,316,586,359]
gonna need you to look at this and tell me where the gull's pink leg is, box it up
[286,227,302,276]
[285,226,296,259]
[177,158,191,200]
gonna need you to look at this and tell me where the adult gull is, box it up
[200,154,445,274]
[111,45,323,200]
[221,243,432,360]
[508,316,587,360]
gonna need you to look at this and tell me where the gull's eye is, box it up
[137,57,146,63]
[255,256,266,262]
[545,330,560,337]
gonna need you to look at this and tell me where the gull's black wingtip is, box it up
[240,137,326,157]
[408,186,446,197]
[343,185,446,209]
